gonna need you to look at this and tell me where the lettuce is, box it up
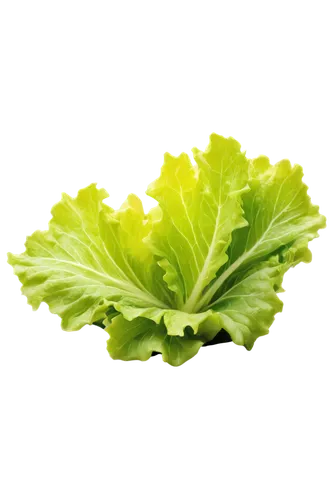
[8,134,326,366]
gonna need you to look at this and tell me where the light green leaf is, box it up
[207,257,284,350]
[106,315,206,367]
[8,184,171,331]
[112,302,213,336]
[199,156,326,309]
[146,134,249,312]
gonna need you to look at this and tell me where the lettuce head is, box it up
[8,134,326,366]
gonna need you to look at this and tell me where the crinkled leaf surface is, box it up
[200,156,326,307]
[106,315,207,367]
[8,185,171,330]
[146,134,249,312]
[112,303,213,337]
[207,258,284,350]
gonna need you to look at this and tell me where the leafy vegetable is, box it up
[8,134,326,366]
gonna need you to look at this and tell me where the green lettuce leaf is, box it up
[199,156,326,309]
[206,257,284,350]
[146,134,249,311]
[8,185,171,330]
[106,315,209,367]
